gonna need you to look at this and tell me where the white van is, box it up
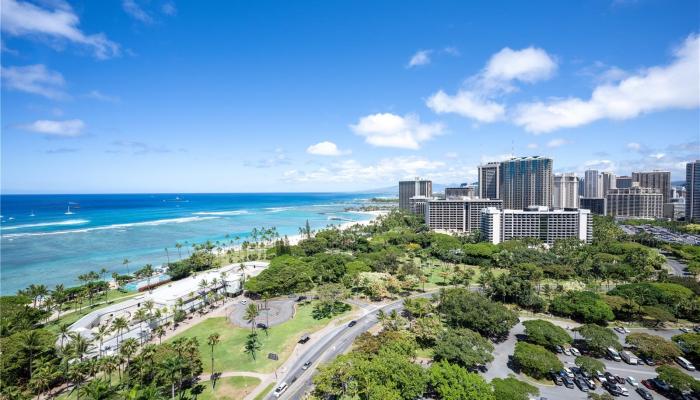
[620,350,638,365]
[273,382,288,398]
[607,347,621,362]
[676,356,696,371]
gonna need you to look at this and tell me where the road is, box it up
[266,292,436,399]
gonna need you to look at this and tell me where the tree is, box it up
[244,303,259,332]
[491,376,539,400]
[625,333,681,362]
[244,332,262,360]
[157,356,181,400]
[655,365,700,394]
[575,324,621,356]
[575,356,605,374]
[207,333,220,380]
[112,317,129,347]
[512,342,563,379]
[78,378,116,400]
[428,361,495,400]
[438,288,518,341]
[433,327,494,369]
[522,319,572,350]
[673,333,700,363]
[549,291,614,324]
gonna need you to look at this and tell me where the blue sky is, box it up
[1,0,699,193]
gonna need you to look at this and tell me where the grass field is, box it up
[196,376,260,400]
[253,382,276,400]
[169,301,350,373]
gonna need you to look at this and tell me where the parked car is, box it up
[635,387,653,400]
[555,345,564,354]
[680,327,691,333]
[563,347,572,356]
[595,370,606,382]
[575,377,589,392]
[240,299,247,304]
[298,334,310,344]
[615,326,627,334]
[348,320,357,327]
[603,381,625,396]
[693,326,700,333]
[302,361,312,370]
[642,356,656,366]
[677,356,696,371]
[620,386,629,397]
[562,376,574,389]
[620,350,638,365]
[563,367,574,378]
[256,322,268,329]
[605,372,617,383]
[585,378,596,390]
[570,347,581,356]
[273,382,288,398]
[648,378,671,393]
[615,375,626,385]
[550,372,563,386]
[607,347,622,362]
[626,376,639,387]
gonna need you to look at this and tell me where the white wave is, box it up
[1,216,219,239]
[1,219,90,231]
[265,207,295,213]
[192,210,250,216]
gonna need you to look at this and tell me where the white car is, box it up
[563,367,574,378]
[570,347,581,356]
[680,327,691,333]
[626,376,638,387]
[563,347,572,356]
[240,299,247,305]
[620,386,629,397]
[273,382,288,398]
[614,327,626,334]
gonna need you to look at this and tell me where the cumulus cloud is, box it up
[527,143,539,149]
[407,50,432,68]
[546,138,569,148]
[626,142,642,151]
[426,46,557,122]
[85,90,120,102]
[513,33,700,133]
[161,1,177,16]
[1,0,120,59]
[350,113,444,150]
[284,156,446,183]
[122,0,153,23]
[1,64,67,99]
[306,141,349,156]
[22,119,85,137]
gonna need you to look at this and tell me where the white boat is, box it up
[65,205,74,215]
[30,210,36,217]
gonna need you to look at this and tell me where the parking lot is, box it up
[485,319,699,400]
[621,224,700,246]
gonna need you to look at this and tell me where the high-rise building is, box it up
[499,156,553,209]
[480,206,592,245]
[600,172,616,196]
[687,161,700,222]
[584,170,602,198]
[632,171,671,204]
[616,176,633,189]
[606,187,663,218]
[445,186,475,199]
[477,162,501,200]
[425,198,503,233]
[553,173,579,209]
[580,197,607,215]
[664,198,686,221]
[399,178,432,211]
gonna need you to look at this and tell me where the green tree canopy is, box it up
[672,333,700,363]
[428,361,495,400]
[438,288,518,341]
[655,365,700,394]
[549,291,614,324]
[522,319,572,349]
[244,255,314,295]
[433,327,494,369]
[575,356,605,374]
[491,376,539,400]
[512,342,563,379]
[625,333,681,362]
[575,324,621,356]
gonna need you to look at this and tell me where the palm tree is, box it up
[154,326,166,344]
[123,258,131,275]
[21,330,44,378]
[29,359,57,399]
[100,356,119,386]
[207,333,220,381]
[100,267,109,282]
[58,322,72,349]
[158,356,182,400]
[112,316,129,347]
[79,378,116,400]
[244,303,259,332]
[175,242,183,260]
[119,338,139,385]
[94,324,112,356]
[70,332,93,362]
[244,332,262,360]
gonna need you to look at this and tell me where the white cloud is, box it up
[122,0,153,23]
[626,142,642,151]
[445,151,458,159]
[306,141,349,156]
[527,143,539,149]
[350,113,444,150]
[161,1,177,16]
[22,119,85,137]
[483,47,558,84]
[426,46,557,122]
[546,138,569,148]
[407,50,432,68]
[1,0,120,59]
[284,156,446,183]
[426,90,505,122]
[513,33,700,133]
[1,64,67,99]
[86,90,120,102]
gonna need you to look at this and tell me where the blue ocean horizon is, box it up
[0,192,386,294]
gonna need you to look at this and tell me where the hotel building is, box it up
[687,161,700,222]
[399,178,432,211]
[477,162,501,200]
[425,198,503,233]
[499,156,553,209]
[606,187,663,218]
[553,173,579,209]
[632,170,671,204]
[480,206,592,245]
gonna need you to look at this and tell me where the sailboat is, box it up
[65,205,74,215]
[29,210,36,217]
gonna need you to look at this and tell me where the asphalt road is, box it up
[266,292,436,399]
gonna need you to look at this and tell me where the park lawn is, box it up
[423,264,506,290]
[196,376,260,400]
[169,301,350,373]
[253,382,276,400]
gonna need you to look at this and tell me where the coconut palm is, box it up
[94,324,112,356]
[123,258,131,275]
[58,322,72,349]
[29,358,57,399]
[112,316,129,347]
[21,330,45,378]
[157,356,181,400]
[100,356,119,386]
[244,332,262,360]
[207,333,220,382]
[69,332,94,362]
[119,338,139,385]
[244,303,259,332]
[79,378,116,400]
[154,326,166,344]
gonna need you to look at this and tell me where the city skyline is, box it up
[2,0,699,193]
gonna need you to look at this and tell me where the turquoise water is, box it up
[0,193,381,294]
[122,274,171,292]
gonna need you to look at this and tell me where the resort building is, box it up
[477,162,501,200]
[425,198,503,233]
[663,198,686,221]
[445,186,475,199]
[399,178,432,211]
[409,196,430,218]
[606,187,663,219]
[480,206,592,245]
[584,170,602,198]
[687,160,700,222]
[580,197,607,216]
[633,170,672,204]
[553,173,579,209]
[616,176,633,189]
[499,156,553,210]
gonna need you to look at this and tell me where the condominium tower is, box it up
[606,187,663,218]
[477,162,501,200]
[553,173,580,209]
[687,161,700,222]
[632,171,671,204]
[499,156,553,209]
[584,170,602,198]
[425,198,503,233]
[480,206,592,245]
[399,178,432,211]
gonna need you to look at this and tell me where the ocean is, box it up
[0,193,382,294]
